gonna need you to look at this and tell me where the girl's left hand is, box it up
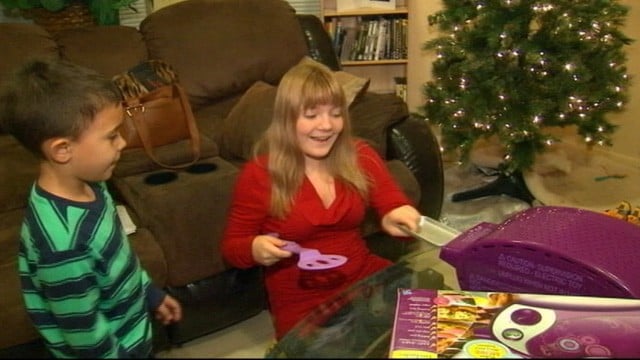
[381,205,421,237]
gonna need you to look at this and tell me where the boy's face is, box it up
[69,103,126,182]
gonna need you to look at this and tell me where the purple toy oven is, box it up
[440,206,640,299]
[491,294,640,357]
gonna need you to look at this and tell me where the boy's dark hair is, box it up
[0,58,122,157]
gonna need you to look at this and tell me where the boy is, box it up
[0,59,182,358]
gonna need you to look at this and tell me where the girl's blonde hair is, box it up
[254,59,369,218]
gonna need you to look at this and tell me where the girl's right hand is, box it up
[251,233,293,266]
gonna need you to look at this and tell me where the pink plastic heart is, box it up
[280,240,348,270]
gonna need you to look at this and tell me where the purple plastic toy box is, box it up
[440,206,640,299]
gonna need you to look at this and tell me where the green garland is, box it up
[2,0,137,25]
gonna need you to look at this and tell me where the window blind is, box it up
[285,0,321,18]
[119,0,322,28]
[118,0,150,28]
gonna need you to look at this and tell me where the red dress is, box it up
[220,141,413,339]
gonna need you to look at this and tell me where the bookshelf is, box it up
[321,0,408,98]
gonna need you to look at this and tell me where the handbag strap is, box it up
[126,84,201,169]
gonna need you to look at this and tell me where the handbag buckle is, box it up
[125,104,145,117]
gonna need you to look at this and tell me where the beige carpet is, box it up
[522,141,640,213]
[467,136,640,214]
[440,163,531,232]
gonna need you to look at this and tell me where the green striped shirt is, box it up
[18,182,162,358]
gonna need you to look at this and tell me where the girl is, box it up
[221,59,421,340]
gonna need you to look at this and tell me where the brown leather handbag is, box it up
[114,60,201,169]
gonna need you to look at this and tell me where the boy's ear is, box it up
[43,138,72,163]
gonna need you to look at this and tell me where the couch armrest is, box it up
[296,14,341,71]
[387,115,444,220]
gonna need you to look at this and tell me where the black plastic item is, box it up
[451,170,536,205]
[0,318,171,358]
[185,162,217,174]
[164,267,267,345]
[296,14,342,71]
[0,339,50,359]
[144,171,178,185]
[387,115,445,220]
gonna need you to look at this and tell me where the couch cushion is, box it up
[128,227,167,287]
[113,136,220,177]
[350,92,409,156]
[219,68,370,161]
[0,208,40,349]
[110,157,239,287]
[0,23,58,87]
[140,0,309,109]
[0,136,39,212]
[193,94,242,142]
[298,56,370,105]
[217,81,275,161]
[360,159,421,237]
[387,159,421,206]
[56,26,148,78]
[335,71,370,105]
[0,22,58,137]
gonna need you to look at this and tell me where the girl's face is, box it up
[69,103,126,182]
[295,103,344,161]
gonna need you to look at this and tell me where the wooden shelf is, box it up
[341,59,407,66]
[322,0,409,98]
[323,7,408,17]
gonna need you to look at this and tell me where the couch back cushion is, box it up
[0,208,41,349]
[219,67,370,162]
[140,0,309,109]
[56,26,148,78]
[0,23,58,89]
[0,136,40,213]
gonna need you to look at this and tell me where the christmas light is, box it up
[422,0,632,173]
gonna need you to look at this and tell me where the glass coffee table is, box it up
[266,242,459,358]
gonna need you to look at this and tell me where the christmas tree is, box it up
[423,0,633,175]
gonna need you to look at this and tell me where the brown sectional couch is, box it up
[0,0,444,356]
